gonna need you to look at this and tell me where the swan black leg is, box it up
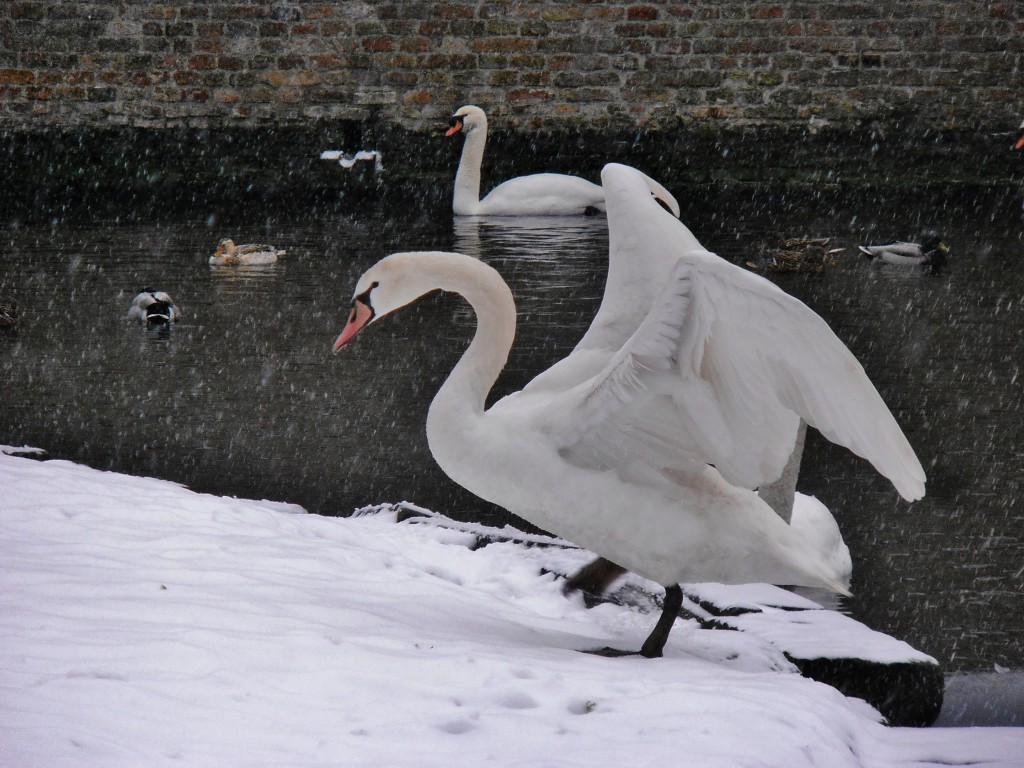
[639,584,684,658]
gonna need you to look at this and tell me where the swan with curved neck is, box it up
[334,249,866,657]
[446,105,680,218]
[334,164,926,656]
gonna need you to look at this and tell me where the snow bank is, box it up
[1,447,1021,767]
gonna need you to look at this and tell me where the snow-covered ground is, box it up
[2,446,1022,767]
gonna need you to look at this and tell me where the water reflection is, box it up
[1,192,1021,676]
[453,214,608,261]
[452,215,609,400]
[208,263,281,284]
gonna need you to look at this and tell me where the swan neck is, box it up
[453,125,485,215]
[430,259,515,419]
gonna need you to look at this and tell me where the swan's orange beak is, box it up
[445,117,463,137]
[1014,135,1024,150]
[333,300,374,354]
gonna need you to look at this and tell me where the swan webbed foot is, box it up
[579,584,684,659]
[580,646,641,658]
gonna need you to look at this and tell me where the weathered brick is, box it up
[402,88,432,105]
[627,6,659,21]
[195,38,228,54]
[506,87,551,101]
[277,54,306,69]
[488,70,518,87]
[363,37,395,53]
[751,6,784,20]
[189,54,217,70]
[419,53,477,70]
[399,37,431,53]
[471,38,533,53]
[87,86,117,101]
[164,22,193,37]
[0,69,34,85]
[435,4,475,20]
[259,21,288,36]
[385,70,419,87]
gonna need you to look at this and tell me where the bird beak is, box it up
[333,300,375,354]
[1014,135,1024,150]
[445,117,463,137]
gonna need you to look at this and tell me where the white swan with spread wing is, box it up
[446,105,679,218]
[333,164,925,657]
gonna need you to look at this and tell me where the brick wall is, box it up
[1,1,1021,133]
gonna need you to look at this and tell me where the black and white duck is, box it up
[857,234,949,271]
[127,289,179,324]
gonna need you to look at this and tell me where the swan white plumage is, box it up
[209,239,286,266]
[127,289,178,324]
[335,193,929,655]
[533,164,925,501]
[446,105,680,218]
[532,163,926,598]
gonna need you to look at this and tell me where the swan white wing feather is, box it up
[558,162,927,501]
[570,164,703,355]
[499,259,708,481]
[518,165,689,396]
[688,253,925,500]
[505,243,925,503]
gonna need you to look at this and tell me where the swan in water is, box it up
[127,289,178,324]
[446,105,680,218]
[858,234,948,270]
[209,239,286,266]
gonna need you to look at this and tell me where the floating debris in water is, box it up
[0,301,20,329]
[320,149,383,172]
[746,237,842,273]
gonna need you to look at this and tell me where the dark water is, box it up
[1,188,1022,681]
